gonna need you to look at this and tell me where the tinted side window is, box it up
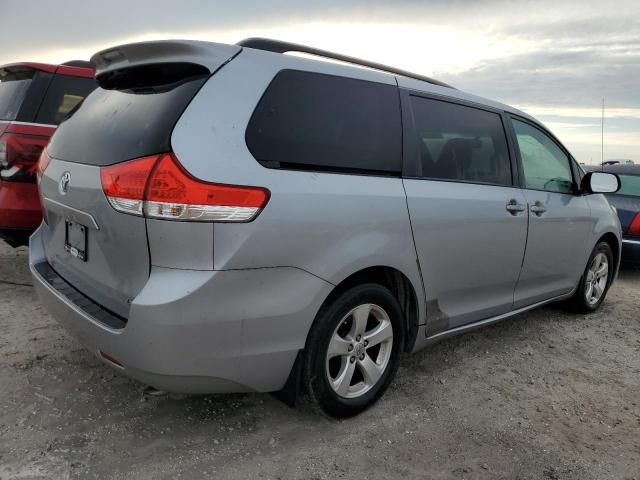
[409,96,511,185]
[35,74,96,125]
[618,174,640,197]
[512,119,574,194]
[246,70,402,175]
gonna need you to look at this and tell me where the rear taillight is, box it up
[101,153,270,222]
[101,155,158,216]
[36,150,52,182]
[628,213,640,237]
[0,132,49,183]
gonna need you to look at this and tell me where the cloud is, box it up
[439,47,640,109]
[515,106,640,120]
[1,0,638,162]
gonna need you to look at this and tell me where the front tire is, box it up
[567,242,614,313]
[302,284,405,418]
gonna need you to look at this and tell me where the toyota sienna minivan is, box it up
[30,38,622,417]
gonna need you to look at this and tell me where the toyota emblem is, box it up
[59,172,71,195]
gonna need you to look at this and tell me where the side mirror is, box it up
[581,172,620,194]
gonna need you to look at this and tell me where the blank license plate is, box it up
[64,220,88,261]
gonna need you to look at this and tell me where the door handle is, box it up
[530,201,547,216]
[506,199,526,215]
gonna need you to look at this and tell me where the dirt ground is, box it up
[0,241,638,480]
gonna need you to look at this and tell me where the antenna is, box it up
[601,98,605,170]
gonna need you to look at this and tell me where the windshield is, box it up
[47,71,208,166]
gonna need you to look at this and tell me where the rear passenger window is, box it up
[35,75,96,125]
[409,96,511,185]
[246,70,402,175]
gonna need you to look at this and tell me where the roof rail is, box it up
[237,37,454,89]
[62,60,94,69]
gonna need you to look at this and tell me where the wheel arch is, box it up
[316,265,422,353]
[597,231,621,273]
[276,264,422,406]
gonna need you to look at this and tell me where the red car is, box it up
[0,61,96,246]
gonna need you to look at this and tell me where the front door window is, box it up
[512,119,574,194]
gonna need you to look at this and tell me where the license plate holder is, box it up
[64,219,88,261]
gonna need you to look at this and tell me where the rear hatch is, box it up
[0,63,96,184]
[0,64,53,181]
[39,41,241,318]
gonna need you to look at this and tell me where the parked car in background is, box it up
[0,61,96,246]
[585,164,640,265]
[602,159,634,166]
[30,39,622,417]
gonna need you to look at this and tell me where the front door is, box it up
[510,118,591,307]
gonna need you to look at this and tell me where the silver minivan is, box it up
[30,38,622,417]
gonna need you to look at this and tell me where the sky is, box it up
[2,0,639,164]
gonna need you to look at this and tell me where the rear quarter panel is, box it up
[171,48,426,325]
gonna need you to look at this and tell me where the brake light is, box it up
[101,155,158,215]
[36,150,52,182]
[101,153,270,222]
[0,132,49,183]
[628,213,640,237]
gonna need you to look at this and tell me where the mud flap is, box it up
[272,351,303,407]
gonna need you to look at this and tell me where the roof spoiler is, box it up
[90,40,241,79]
[0,62,58,74]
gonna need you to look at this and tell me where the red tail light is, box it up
[36,150,52,181]
[628,213,640,237]
[0,132,49,183]
[101,153,270,222]
[101,155,158,215]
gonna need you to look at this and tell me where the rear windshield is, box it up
[47,74,208,166]
[0,70,35,121]
[35,75,96,125]
[618,174,640,197]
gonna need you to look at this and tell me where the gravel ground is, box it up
[0,241,639,480]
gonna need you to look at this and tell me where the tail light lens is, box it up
[101,155,158,216]
[36,150,52,182]
[101,153,270,222]
[628,213,640,237]
[0,132,49,183]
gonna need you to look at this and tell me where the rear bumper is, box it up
[622,238,640,265]
[0,180,42,232]
[30,226,333,393]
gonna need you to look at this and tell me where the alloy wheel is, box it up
[584,252,609,306]
[325,303,394,399]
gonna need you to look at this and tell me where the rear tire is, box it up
[302,284,405,418]
[566,242,614,313]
